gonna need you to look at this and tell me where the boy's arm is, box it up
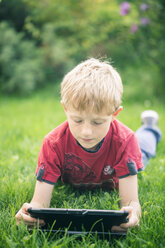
[15,181,54,226]
[30,180,54,207]
[112,175,141,231]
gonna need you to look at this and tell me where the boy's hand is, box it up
[111,206,139,232]
[15,202,45,227]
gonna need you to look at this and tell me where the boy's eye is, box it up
[93,121,103,125]
[74,119,83,123]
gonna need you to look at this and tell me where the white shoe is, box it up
[141,110,159,127]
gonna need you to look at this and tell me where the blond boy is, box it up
[16,58,143,231]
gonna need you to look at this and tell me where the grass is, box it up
[0,84,165,247]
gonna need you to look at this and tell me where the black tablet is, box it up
[28,208,128,237]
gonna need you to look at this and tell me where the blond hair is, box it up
[61,58,123,115]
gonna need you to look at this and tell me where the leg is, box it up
[135,110,162,168]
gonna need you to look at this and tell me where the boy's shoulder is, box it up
[111,119,135,141]
[44,121,69,144]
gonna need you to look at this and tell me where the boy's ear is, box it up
[112,106,123,120]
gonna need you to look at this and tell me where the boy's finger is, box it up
[120,206,133,216]
[22,203,33,213]
[16,217,45,227]
[120,216,139,228]
[111,225,127,232]
[120,206,133,221]
[16,211,45,224]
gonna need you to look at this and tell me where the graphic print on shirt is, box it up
[62,154,117,189]
[102,165,115,176]
[62,153,96,185]
[101,164,117,189]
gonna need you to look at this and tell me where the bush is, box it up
[40,23,77,80]
[0,22,45,95]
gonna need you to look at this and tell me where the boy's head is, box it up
[61,58,123,115]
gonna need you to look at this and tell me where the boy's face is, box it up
[64,107,114,151]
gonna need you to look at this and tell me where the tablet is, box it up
[28,208,128,237]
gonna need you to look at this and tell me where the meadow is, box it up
[0,84,165,248]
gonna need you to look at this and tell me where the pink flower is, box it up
[130,24,138,33]
[140,3,149,11]
[140,17,150,26]
[120,2,130,16]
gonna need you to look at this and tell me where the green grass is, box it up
[0,84,165,247]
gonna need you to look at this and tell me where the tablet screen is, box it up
[28,208,128,233]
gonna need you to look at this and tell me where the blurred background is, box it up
[0,0,165,102]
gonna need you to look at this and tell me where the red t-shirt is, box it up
[36,120,143,190]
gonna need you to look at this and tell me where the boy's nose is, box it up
[81,123,93,137]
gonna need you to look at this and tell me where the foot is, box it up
[141,110,159,127]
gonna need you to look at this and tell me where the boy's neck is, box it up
[76,138,104,153]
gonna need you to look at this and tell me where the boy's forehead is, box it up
[66,107,112,119]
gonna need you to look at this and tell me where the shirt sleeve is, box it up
[35,136,61,184]
[114,134,144,179]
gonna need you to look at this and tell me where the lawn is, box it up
[0,84,165,248]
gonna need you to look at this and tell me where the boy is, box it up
[15,58,161,232]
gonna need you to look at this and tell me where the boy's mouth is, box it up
[81,138,93,142]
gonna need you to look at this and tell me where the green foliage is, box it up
[121,0,165,97]
[0,22,45,95]
[0,0,29,31]
[23,0,128,60]
[0,0,165,97]
[40,23,77,79]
